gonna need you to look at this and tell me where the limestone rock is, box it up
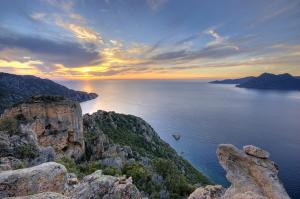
[1,96,85,160]
[4,192,69,199]
[217,144,290,199]
[0,156,24,171]
[243,145,270,159]
[67,170,142,199]
[188,185,225,199]
[0,162,68,198]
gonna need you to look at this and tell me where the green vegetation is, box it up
[83,111,211,198]
[0,117,20,135]
[153,158,194,198]
[57,156,103,179]
[16,144,38,159]
[103,166,122,176]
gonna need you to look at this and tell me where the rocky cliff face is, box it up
[0,96,291,199]
[1,96,85,161]
[189,144,290,199]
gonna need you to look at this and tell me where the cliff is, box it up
[0,97,291,199]
[188,145,290,199]
[0,72,98,114]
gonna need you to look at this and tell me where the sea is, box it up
[61,79,300,198]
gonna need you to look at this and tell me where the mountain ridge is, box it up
[0,72,98,114]
[210,73,300,91]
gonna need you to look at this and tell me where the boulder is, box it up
[0,162,68,198]
[67,170,142,199]
[188,185,225,199]
[217,144,290,199]
[3,192,69,199]
[243,145,269,159]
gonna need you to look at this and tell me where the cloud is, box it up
[56,19,103,45]
[43,0,74,11]
[0,27,100,67]
[147,0,168,11]
[30,12,47,20]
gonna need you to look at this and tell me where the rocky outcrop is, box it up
[1,96,85,160]
[4,192,69,199]
[188,185,225,199]
[66,170,142,199]
[189,144,290,199]
[0,162,68,198]
[217,144,290,199]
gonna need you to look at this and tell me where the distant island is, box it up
[0,72,98,114]
[210,73,300,91]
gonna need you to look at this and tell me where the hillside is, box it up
[0,96,210,199]
[0,72,97,113]
[210,76,255,84]
[237,73,300,90]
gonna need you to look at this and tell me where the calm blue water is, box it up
[61,80,300,198]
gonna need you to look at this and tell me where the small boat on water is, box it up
[172,133,181,141]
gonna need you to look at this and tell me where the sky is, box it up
[0,0,300,79]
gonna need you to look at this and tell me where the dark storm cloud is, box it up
[0,27,100,67]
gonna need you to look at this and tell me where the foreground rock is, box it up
[188,185,225,199]
[217,144,290,199]
[4,192,69,199]
[0,162,67,198]
[1,96,85,161]
[66,170,142,199]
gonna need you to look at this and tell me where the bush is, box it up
[0,117,19,134]
[57,156,79,174]
[103,166,121,176]
[153,158,194,198]
[58,157,103,179]
[123,163,149,183]
[78,161,103,178]
[16,144,38,159]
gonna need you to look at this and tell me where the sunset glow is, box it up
[0,0,299,79]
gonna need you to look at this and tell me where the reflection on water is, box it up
[60,80,300,198]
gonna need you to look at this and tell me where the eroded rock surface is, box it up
[4,192,69,199]
[188,185,225,199]
[217,144,290,199]
[1,96,85,160]
[66,170,142,199]
[0,162,68,198]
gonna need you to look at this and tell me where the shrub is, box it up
[103,166,121,176]
[57,156,79,174]
[123,162,149,183]
[0,117,19,134]
[58,157,103,179]
[16,144,38,159]
[78,161,103,178]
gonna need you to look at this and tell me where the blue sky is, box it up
[0,0,299,79]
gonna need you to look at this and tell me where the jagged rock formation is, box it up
[0,72,98,114]
[4,192,68,199]
[217,144,290,199]
[0,162,142,199]
[189,144,290,199]
[188,185,225,199]
[1,96,85,161]
[0,162,68,198]
[66,170,142,199]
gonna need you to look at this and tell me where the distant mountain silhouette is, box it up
[0,72,98,114]
[237,73,300,90]
[210,73,300,91]
[210,76,255,84]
